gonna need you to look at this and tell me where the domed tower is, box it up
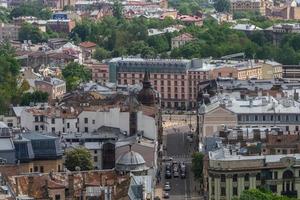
[116,146,149,175]
[138,71,156,106]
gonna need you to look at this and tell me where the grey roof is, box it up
[13,106,29,117]
[210,147,300,162]
[0,138,14,151]
[0,122,7,128]
[231,24,262,31]
[116,151,148,172]
[21,133,58,140]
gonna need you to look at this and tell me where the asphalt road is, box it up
[160,132,200,200]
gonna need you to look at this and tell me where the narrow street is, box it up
[158,114,202,200]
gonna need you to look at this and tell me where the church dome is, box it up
[116,150,148,172]
[137,71,156,106]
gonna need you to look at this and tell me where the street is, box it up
[159,114,202,200]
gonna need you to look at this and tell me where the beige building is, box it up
[237,60,282,80]
[35,77,66,100]
[171,33,195,49]
[230,0,266,15]
[207,148,300,200]
[0,23,20,41]
[199,95,300,138]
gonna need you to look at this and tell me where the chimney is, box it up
[28,176,34,197]
[68,174,74,198]
[15,177,19,196]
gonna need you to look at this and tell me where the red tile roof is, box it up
[79,41,97,48]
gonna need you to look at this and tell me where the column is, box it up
[249,173,256,189]
[215,175,221,200]
[295,182,300,199]
[226,174,233,200]
[238,173,245,197]
[277,181,283,196]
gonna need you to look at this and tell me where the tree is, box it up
[65,147,93,171]
[19,23,45,44]
[62,62,91,91]
[0,43,20,114]
[10,1,52,20]
[191,152,204,180]
[238,189,295,200]
[112,0,123,20]
[20,91,49,106]
[93,47,111,61]
[213,0,230,12]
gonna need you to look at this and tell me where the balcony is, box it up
[281,191,297,198]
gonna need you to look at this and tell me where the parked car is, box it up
[165,163,172,171]
[165,170,172,179]
[162,156,173,162]
[173,171,179,178]
[163,193,170,199]
[181,172,186,179]
[164,182,171,191]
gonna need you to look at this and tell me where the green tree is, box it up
[93,47,111,61]
[191,152,204,180]
[0,43,21,114]
[10,1,52,20]
[238,189,295,200]
[112,0,123,20]
[19,23,45,44]
[62,62,91,91]
[65,147,93,171]
[20,91,49,106]
[214,0,231,12]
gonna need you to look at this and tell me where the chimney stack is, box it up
[28,176,34,197]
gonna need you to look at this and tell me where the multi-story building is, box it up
[109,58,283,109]
[109,58,209,108]
[84,60,109,83]
[46,19,75,33]
[207,147,300,200]
[171,33,195,49]
[35,77,66,100]
[230,0,266,15]
[198,95,300,138]
[0,23,20,41]
[265,23,300,45]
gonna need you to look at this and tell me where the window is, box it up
[94,156,98,162]
[271,115,274,121]
[278,115,281,121]
[245,173,249,181]
[84,118,88,124]
[55,194,61,200]
[67,123,70,128]
[63,128,65,133]
[51,118,55,124]
[92,120,95,124]
[212,186,215,195]
[283,149,287,154]
[218,72,222,77]
[35,125,39,131]
[94,150,97,154]
[296,115,299,121]
[270,185,277,193]
[263,116,266,121]
[233,174,238,182]
[35,116,39,122]
[168,81,171,86]
[221,187,226,196]
[154,74,157,78]
[58,165,61,172]
[221,174,226,182]
[229,73,233,77]
[245,186,249,190]
[51,127,55,133]
[181,81,185,86]
[34,166,38,172]
[255,115,258,121]
[256,173,261,180]
[274,171,278,179]
[40,166,44,173]
[296,126,299,131]
[233,187,238,196]
[84,127,88,133]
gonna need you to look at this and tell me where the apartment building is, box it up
[109,58,209,108]
[199,95,300,138]
[0,23,20,41]
[35,77,66,100]
[230,0,266,15]
[171,33,195,49]
[208,147,300,200]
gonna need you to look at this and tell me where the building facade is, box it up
[230,0,266,15]
[208,148,300,200]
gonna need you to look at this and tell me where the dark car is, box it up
[165,170,172,179]
[163,193,170,199]
[181,172,186,179]
[165,163,172,171]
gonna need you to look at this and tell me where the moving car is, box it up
[165,170,172,179]
[173,171,179,177]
